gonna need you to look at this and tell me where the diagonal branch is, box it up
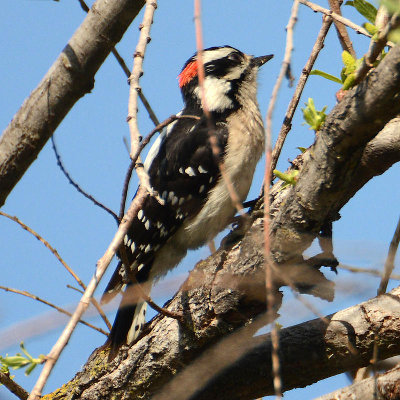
[0,0,146,207]
[328,0,356,57]
[0,211,112,331]
[43,43,400,400]
[0,371,29,400]
[271,15,332,175]
[28,187,148,400]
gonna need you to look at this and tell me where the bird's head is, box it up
[178,46,273,114]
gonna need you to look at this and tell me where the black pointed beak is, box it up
[251,54,274,68]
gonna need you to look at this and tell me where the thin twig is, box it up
[0,371,29,400]
[0,286,107,336]
[51,136,119,224]
[193,0,245,217]
[0,211,112,331]
[75,0,160,127]
[353,11,400,87]
[264,4,300,397]
[119,114,200,217]
[377,216,400,295]
[270,15,332,176]
[338,263,400,280]
[298,0,372,38]
[27,187,148,400]
[127,0,160,204]
[328,0,356,57]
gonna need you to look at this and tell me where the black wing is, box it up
[102,116,228,300]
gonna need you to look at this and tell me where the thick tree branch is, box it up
[43,46,400,400]
[193,286,400,400]
[270,45,400,264]
[0,0,145,207]
[316,365,400,400]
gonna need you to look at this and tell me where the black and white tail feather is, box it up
[102,46,272,359]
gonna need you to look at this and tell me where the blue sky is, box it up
[1,0,399,399]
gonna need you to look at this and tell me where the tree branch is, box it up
[315,365,400,400]
[42,44,400,400]
[0,371,29,400]
[0,0,145,207]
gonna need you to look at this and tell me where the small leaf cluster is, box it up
[0,342,45,376]
[310,51,365,90]
[301,98,327,131]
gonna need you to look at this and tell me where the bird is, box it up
[102,45,273,357]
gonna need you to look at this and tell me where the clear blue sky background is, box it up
[1,0,399,399]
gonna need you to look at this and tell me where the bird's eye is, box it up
[228,52,242,62]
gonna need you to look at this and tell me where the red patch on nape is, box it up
[178,61,198,88]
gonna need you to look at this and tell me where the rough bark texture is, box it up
[269,44,400,264]
[193,287,400,400]
[43,46,400,400]
[316,365,400,400]
[0,0,145,207]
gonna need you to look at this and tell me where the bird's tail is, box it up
[106,288,148,359]
[103,261,152,360]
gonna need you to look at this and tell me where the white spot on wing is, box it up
[199,185,205,193]
[185,167,196,177]
[145,220,150,230]
[171,196,178,206]
[144,244,152,253]
[198,165,208,174]
[138,210,144,220]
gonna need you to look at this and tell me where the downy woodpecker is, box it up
[103,46,273,356]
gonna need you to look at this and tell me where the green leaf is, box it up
[297,146,307,153]
[342,50,356,72]
[310,70,342,84]
[353,0,377,23]
[342,73,356,90]
[0,355,29,369]
[301,98,328,131]
[363,22,379,35]
[273,169,299,185]
[24,363,37,376]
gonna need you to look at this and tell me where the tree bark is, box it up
[315,365,400,400]
[0,0,145,207]
[43,46,400,400]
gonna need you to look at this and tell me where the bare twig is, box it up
[264,3,300,397]
[119,114,200,217]
[377,216,400,295]
[51,136,119,224]
[328,0,356,57]
[127,0,159,203]
[353,11,400,87]
[338,263,400,280]
[298,0,372,38]
[270,15,332,176]
[0,211,112,331]
[0,371,29,400]
[75,0,160,127]
[0,286,107,336]
[27,187,148,400]
[193,0,245,217]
